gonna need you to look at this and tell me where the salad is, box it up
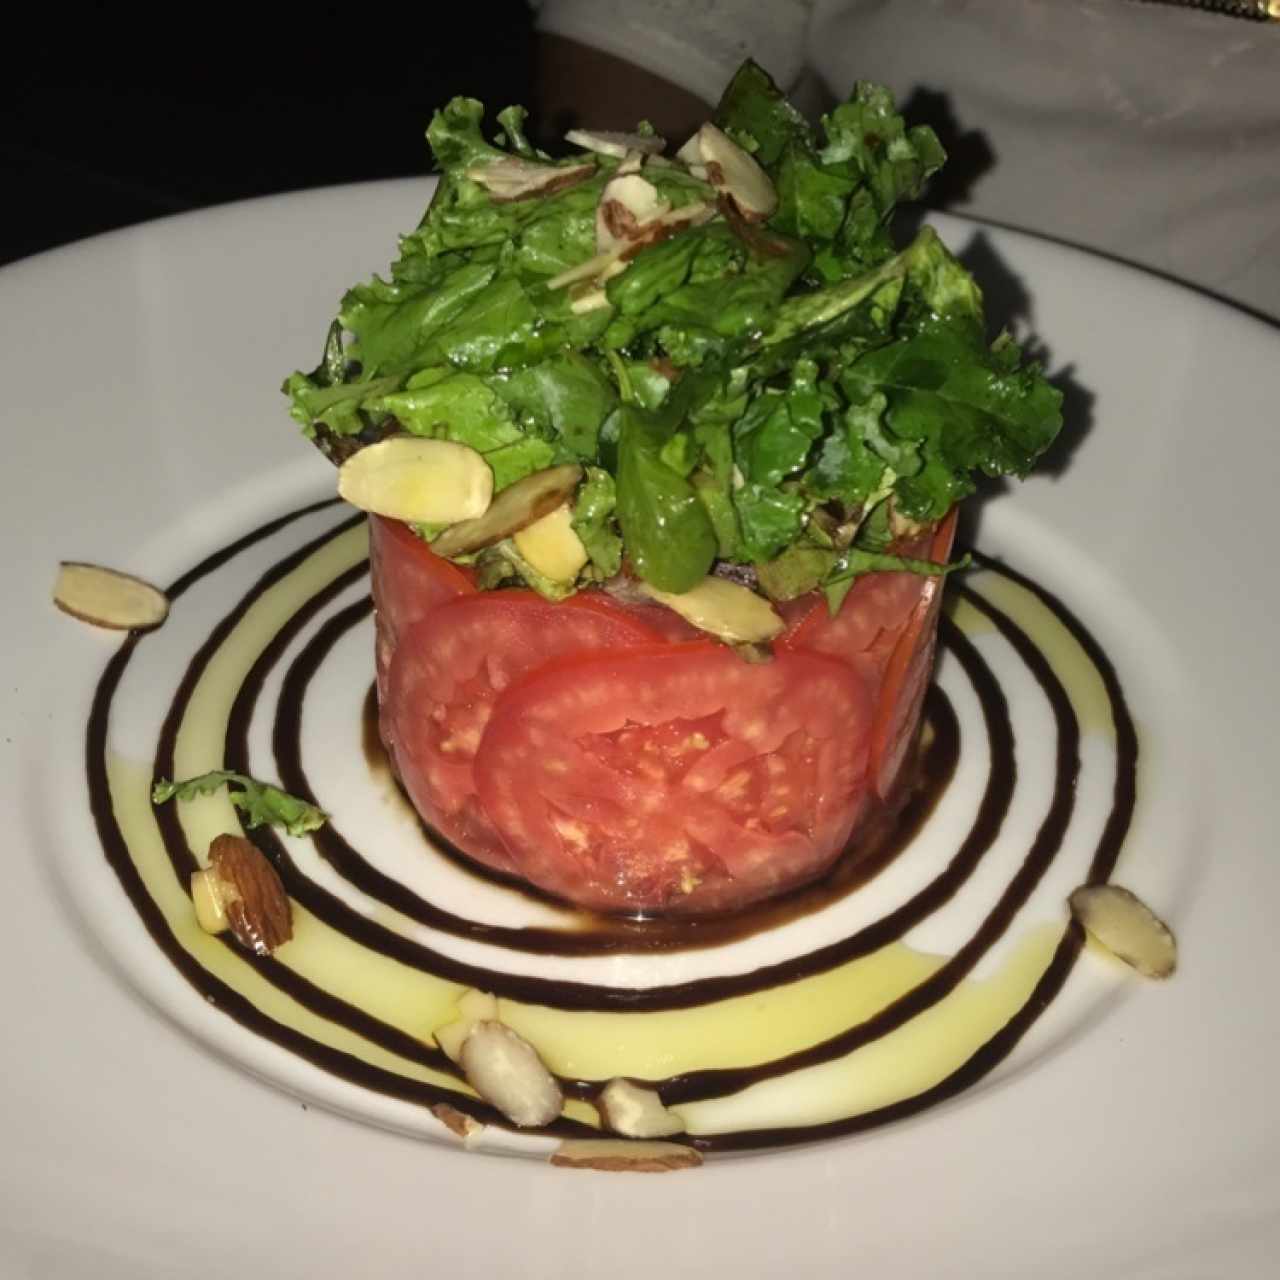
[285,62,1063,915]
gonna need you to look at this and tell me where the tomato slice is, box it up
[779,511,957,800]
[779,520,943,664]
[869,509,958,798]
[368,516,476,699]
[473,645,874,914]
[382,590,665,872]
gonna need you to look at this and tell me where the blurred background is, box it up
[2,6,988,270]
[0,7,539,267]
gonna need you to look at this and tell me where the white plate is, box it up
[3,181,1277,1277]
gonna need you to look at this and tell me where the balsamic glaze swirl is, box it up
[85,501,1137,1152]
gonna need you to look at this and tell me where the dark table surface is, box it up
[2,7,535,269]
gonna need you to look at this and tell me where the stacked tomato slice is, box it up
[371,513,956,915]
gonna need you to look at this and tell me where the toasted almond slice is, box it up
[569,287,611,315]
[459,1020,563,1128]
[1069,884,1177,979]
[513,503,590,583]
[433,988,499,1063]
[649,200,716,234]
[696,122,777,221]
[465,157,594,203]
[546,246,627,291]
[431,464,583,559]
[598,1079,685,1139]
[638,576,785,645]
[457,988,499,1022]
[566,129,665,158]
[192,834,293,955]
[53,562,169,632]
[191,866,231,935]
[888,499,931,541]
[431,1103,484,1142]
[338,437,493,525]
[596,174,670,254]
[547,201,714,292]
[433,1019,470,1064]
[550,1139,702,1173]
[675,133,704,166]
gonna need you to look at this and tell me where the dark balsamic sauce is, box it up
[84,506,1138,1152]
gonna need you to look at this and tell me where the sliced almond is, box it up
[459,1020,563,1128]
[457,988,499,1022]
[431,464,583,559]
[569,287,610,315]
[338,436,493,525]
[638,575,785,645]
[650,200,716,234]
[598,1079,685,1139]
[513,503,590,583]
[565,129,665,159]
[547,201,714,293]
[696,123,777,222]
[1069,884,1177,980]
[191,834,292,955]
[888,499,931,541]
[465,157,594,203]
[596,174,670,254]
[433,988,499,1063]
[550,1139,702,1173]
[431,1103,483,1142]
[434,1019,470,1063]
[53,562,169,632]
[546,246,627,292]
[191,867,231,935]
[675,133,704,166]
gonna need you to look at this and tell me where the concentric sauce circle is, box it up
[86,498,1142,1154]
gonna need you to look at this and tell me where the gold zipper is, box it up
[1132,0,1279,19]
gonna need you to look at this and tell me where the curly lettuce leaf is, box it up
[713,59,812,167]
[572,466,624,577]
[284,66,1065,600]
[152,772,327,838]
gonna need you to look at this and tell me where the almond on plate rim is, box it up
[1068,882,1178,980]
[549,1138,702,1173]
[53,561,170,632]
[431,1102,484,1142]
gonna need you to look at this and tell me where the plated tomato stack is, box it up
[372,511,955,914]
[287,63,1061,917]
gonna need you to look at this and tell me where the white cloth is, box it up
[535,0,814,106]
[534,0,1280,320]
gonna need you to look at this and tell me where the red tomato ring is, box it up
[869,509,959,797]
[473,642,874,915]
[369,516,477,702]
[380,589,667,875]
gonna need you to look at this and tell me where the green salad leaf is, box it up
[152,772,328,838]
[284,59,1064,605]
